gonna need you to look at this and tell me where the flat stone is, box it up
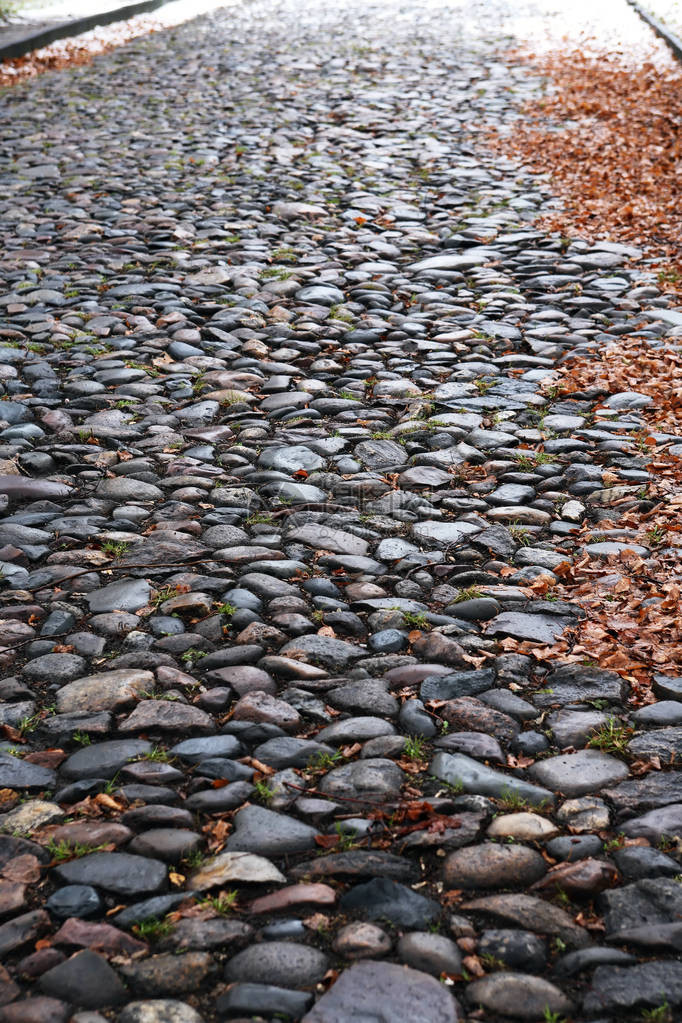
[118,701,213,733]
[23,653,86,683]
[583,960,682,1014]
[628,726,682,761]
[411,247,497,271]
[431,752,554,807]
[53,852,167,896]
[528,750,629,796]
[467,973,573,1020]
[60,739,152,780]
[286,523,368,555]
[258,445,324,473]
[224,941,329,987]
[119,952,212,997]
[301,961,459,1022]
[604,772,682,812]
[443,844,546,889]
[487,812,559,842]
[599,878,682,936]
[340,878,439,929]
[56,669,154,714]
[0,754,56,790]
[486,612,570,644]
[38,949,126,1009]
[170,736,242,762]
[421,669,495,701]
[0,909,49,956]
[397,932,462,977]
[621,803,682,842]
[51,918,145,956]
[97,478,162,502]
[190,851,286,890]
[279,634,364,670]
[216,984,312,1020]
[411,520,481,548]
[85,579,151,613]
[534,664,627,707]
[162,917,252,952]
[250,883,336,915]
[318,759,403,803]
[117,1001,204,1023]
[461,894,590,948]
[225,805,319,856]
[289,850,417,883]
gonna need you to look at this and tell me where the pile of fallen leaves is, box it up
[491,46,682,277]
[512,338,682,703]
[0,15,163,87]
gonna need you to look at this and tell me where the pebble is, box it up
[0,0,676,1012]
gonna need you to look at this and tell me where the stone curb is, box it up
[626,0,682,62]
[0,0,176,62]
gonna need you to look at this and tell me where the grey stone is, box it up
[301,960,459,1022]
[224,941,328,987]
[60,739,152,780]
[396,932,462,976]
[621,803,682,842]
[431,752,554,807]
[38,949,126,1008]
[412,520,481,548]
[461,894,590,948]
[528,749,629,796]
[286,523,368,555]
[56,669,154,714]
[467,973,573,1020]
[86,579,151,613]
[279,634,364,669]
[486,612,571,644]
[216,984,311,1020]
[117,1002,204,1023]
[318,759,403,803]
[258,446,324,473]
[225,805,319,856]
[443,844,546,889]
[0,753,56,790]
[583,961,682,1014]
[54,852,167,896]
[340,878,439,929]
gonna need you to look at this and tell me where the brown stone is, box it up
[411,633,468,666]
[0,964,19,1005]
[530,858,619,899]
[0,996,70,1023]
[119,952,212,996]
[235,622,287,649]
[232,690,301,732]
[333,922,392,959]
[441,697,519,741]
[118,700,213,733]
[443,844,546,889]
[205,664,277,695]
[0,910,50,956]
[52,917,146,956]
[250,883,337,915]
[14,949,65,979]
[461,894,590,948]
[47,822,132,848]
[0,880,26,917]
[0,856,41,884]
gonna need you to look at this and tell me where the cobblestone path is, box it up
[0,1,681,1020]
